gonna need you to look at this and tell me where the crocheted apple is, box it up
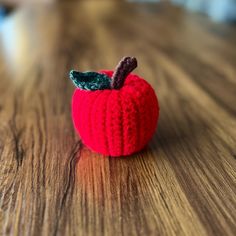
[70,57,159,156]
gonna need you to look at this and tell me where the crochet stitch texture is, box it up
[72,70,159,156]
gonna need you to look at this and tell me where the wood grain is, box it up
[0,2,236,236]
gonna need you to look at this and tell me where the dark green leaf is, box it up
[69,70,111,91]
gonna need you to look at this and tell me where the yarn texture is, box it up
[71,70,159,156]
[70,71,111,90]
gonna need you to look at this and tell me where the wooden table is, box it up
[0,2,236,235]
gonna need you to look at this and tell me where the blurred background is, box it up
[1,0,236,23]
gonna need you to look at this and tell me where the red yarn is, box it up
[72,70,159,156]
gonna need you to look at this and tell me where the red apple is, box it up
[70,57,159,156]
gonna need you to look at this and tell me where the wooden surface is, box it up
[0,2,236,236]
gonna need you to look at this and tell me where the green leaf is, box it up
[69,70,111,91]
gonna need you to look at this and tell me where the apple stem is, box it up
[111,57,137,89]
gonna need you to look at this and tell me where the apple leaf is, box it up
[69,71,111,91]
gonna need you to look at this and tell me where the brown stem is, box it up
[111,57,137,89]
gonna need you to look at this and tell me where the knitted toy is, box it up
[69,57,159,156]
